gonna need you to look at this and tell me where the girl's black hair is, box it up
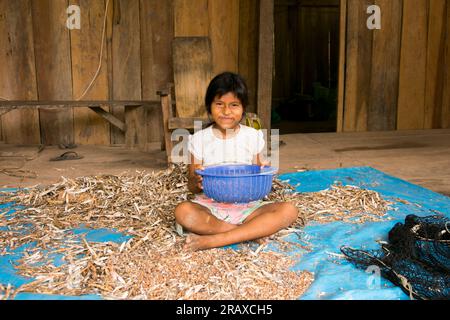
[205,72,249,114]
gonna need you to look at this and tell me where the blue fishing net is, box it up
[341,214,450,300]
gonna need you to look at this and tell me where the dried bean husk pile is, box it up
[0,164,393,300]
[268,179,394,225]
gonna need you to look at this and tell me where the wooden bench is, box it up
[0,100,163,150]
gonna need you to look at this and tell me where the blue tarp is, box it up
[1,166,449,300]
[277,166,450,300]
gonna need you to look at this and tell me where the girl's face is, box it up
[210,92,244,131]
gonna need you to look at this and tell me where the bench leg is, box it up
[160,94,173,163]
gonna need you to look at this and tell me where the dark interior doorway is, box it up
[272,0,340,134]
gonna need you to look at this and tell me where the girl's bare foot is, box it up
[184,234,212,251]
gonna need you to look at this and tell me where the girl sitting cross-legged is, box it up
[174,72,298,251]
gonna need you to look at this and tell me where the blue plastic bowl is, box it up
[195,164,277,203]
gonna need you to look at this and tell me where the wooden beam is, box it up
[257,0,274,131]
[89,106,125,132]
[0,100,160,107]
[0,108,15,117]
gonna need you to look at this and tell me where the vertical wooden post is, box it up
[107,0,114,143]
[424,0,447,129]
[443,0,450,129]
[336,0,347,133]
[257,0,274,132]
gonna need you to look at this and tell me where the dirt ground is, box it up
[1,129,449,197]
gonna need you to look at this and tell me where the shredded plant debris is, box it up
[0,283,13,300]
[0,164,394,300]
[268,179,394,224]
[13,241,313,300]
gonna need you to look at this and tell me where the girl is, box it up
[175,72,298,251]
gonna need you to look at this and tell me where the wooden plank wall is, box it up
[257,0,274,131]
[343,0,373,132]
[140,0,173,150]
[174,0,260,114]
[272,0,450,132]
[342,0,450,131]
[174,0,240,76]
[71,0,110,145]
[0,0,259,145]
[0,0,176,146]
[111,0,141,145]
[2,0,448,141]
[0,0,40,144]
[367,0,402,131]
[238,0,259,113]
[32,0,74,145]
[0,0,175,146]
[397,0,428,130]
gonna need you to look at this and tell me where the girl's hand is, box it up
[260,159,270,170]
[193,164,204,190]
[188,154,204,194]
[256,153,270,170]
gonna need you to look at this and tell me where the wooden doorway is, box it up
[270,0,342,134]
